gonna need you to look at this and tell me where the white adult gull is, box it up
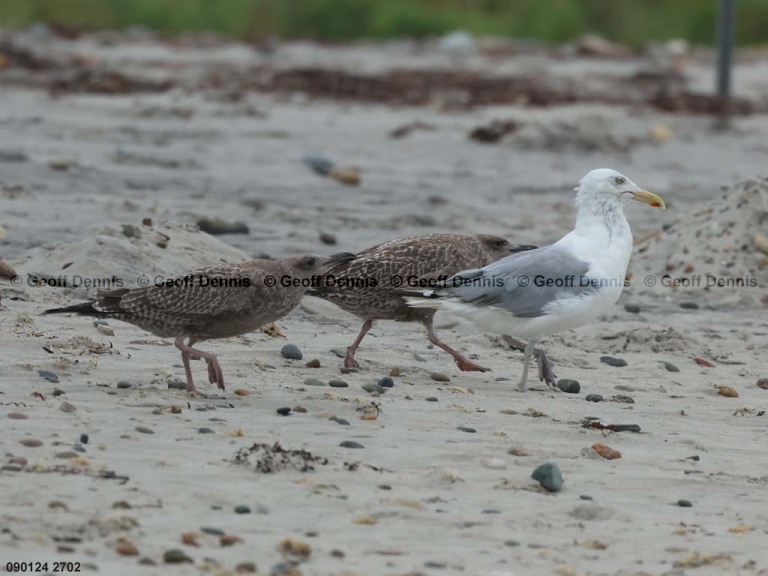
[403,169,665,392]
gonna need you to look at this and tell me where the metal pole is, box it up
[715,0,736,129]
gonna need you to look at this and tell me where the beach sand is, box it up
[1,29,767,575]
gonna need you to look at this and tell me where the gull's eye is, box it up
[615,176,626,185]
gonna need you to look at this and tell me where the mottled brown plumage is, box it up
[312,234,536,370]
[46,254,346,395]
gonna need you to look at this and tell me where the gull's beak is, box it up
[630,189,665,210]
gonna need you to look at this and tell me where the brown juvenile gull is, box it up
[310,234,536,371]
[45,254,348,395]
[404,169,666,392]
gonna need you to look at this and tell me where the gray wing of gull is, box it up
[438,244,597,318]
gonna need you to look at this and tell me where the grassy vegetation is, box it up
[1,0,767,46]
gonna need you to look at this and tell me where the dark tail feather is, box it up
[510,244,538,254]
[391,289,442,299]
[323,252,357,271]
[45,301,107,316]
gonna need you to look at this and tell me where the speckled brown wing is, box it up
[99,261,287,339]
[318,235,494,319]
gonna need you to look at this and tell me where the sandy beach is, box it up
[1,28,768,576]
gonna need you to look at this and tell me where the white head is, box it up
[575,168,665,214]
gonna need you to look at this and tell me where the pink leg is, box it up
[424,319,490,372]
[174,336,225,393]
[345,319,373,369]
[176,337,197,392]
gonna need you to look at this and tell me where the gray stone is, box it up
[531,462,563,492]
[280,344,303,360]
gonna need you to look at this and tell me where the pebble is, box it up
[662,362,680,372]
[330,167,361,186]
[163,549,193,564]
[413,353,427,362]
[389,367,402,377]
[504,540,520,547]
[610,394,635,404]
[557,379,581,394]
[430,372,450,382]
[330,417,350,426]
[611,424,641,433]
[1,464,22,472]
[361,384,386,394]
[73,445,86,453]
[756,378,768,390]
[234,505,251,514]
[280,344,303,360]
[201,527,225,536]
[168,381,186,390]
[426,397,438,402]
[235,562,258,573]
[276,407,292,416]
[197,218,249,235]
[55,451,79,459]
[600,356,627,367]
[585,394,603,402]
[614,384,637,392]
[303,378,326,387]
[19,439,43,447]
[339,441,364,449]
[135,426,154,434]
[531,462,563,492]
[303,155,334,175]
[378,377,394,388]
[97,324,115,336]
[59,401,76,413]
[624,303,641,313]
[457,426,476,433]
[304,359,321,368]
[580,495,593,501]
[117,381,132,389]
[319,232,337,245]
[716,386,739,398]
[679,302,699,310]
[52,388,66,396]
[330,348,346,358]
[292,406,307,413]
[8,412,28,420]
[339,367,357,374]
[592,443,622,460]
[328,380,348,388]
[116,539,139,556]
[677,499,693,507]
[198,427,215,434]
[38,370,60,383]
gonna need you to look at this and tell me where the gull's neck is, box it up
[574,196,629,241]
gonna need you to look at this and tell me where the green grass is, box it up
[1,0,767,45]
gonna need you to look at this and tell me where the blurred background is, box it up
[1,0,767,44]
[1,0,767,309]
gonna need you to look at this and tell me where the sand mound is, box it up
[629,177,768,307]
[12,220,250,299]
